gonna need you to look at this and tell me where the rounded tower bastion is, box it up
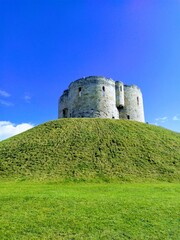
[58,76,145,122]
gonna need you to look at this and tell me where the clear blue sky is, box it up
[0,0,180,139]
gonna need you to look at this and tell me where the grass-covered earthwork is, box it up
[0,119,179,182]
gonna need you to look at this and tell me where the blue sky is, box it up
[0,0,180,140]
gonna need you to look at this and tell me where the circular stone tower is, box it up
[58,76,145,122]
[118,85,145,122]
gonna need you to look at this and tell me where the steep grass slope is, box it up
[0,119,179,181]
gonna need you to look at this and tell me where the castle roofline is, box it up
[68,76,114,88]
[66,76,141,91]
[124,84,141,90]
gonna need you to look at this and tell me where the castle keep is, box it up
[58,76,145,122]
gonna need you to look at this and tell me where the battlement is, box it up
[124,84,141,90]
[62,89,69,95]
[69,76,115,89]
[58,76,145,122]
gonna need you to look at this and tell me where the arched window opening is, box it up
[78,87,82,97]
[127,115,130,120]
[102,86,105,96]
[137,96,139,105]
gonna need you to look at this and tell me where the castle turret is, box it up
[118,85,145,122]
[66,76,119,118]
[115,81,124,108]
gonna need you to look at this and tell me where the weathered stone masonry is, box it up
[58,76,145,122]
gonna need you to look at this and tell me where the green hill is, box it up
[0,119,179,182]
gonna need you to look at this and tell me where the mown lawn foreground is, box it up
[0,181,179,239]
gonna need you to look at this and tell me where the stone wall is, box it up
[58,76,145,122]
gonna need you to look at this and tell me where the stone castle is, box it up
[58,76,145,122]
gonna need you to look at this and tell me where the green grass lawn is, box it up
[0,181,179,240]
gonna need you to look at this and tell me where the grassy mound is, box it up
[0,119,179,181]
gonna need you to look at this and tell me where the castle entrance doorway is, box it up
[63,108,68,118]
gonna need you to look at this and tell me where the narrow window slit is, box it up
[78,87,82,97]
[102,86,105,96]
[137,97,139,105]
